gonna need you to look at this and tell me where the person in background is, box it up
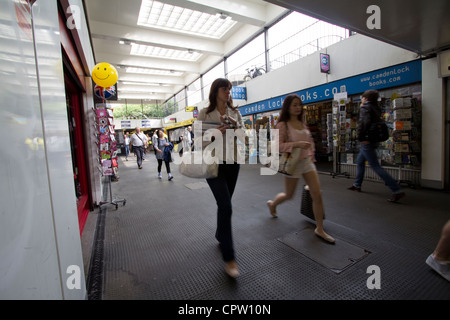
[124,132,130,161]
[267,94,335,244]
[426,220,450,281]
[152,130,158,155]
[348,89,405,202]
[129,127,148,169]
[197,78,245,278]
[185,125,194,150]
[154,129,173,181]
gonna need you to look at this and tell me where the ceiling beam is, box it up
[89,21,225,56]
[95,52,200,73]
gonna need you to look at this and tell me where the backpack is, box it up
[368,107,389,143]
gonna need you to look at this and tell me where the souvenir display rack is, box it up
[334,92,422,187]
[94,103,126,209]
[389,96,421,187]
[330,99,350,178]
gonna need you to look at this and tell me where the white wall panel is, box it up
[243,34,418,106]
[0,0,87,299]
[0,0,61,299]
[421,58,445,188]
[33,0,86,300]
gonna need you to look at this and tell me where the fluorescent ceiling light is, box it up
[130,43,202,61]
[138,0,237,39]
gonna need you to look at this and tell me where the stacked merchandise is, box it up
[95,104,119,176]
[326,113,333,154]
[392,97,421,168]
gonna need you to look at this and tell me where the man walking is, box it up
[348,89,405,202]
[129,127,148,169]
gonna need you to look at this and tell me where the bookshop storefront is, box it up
[239,60,423,184]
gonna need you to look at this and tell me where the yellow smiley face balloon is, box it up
[91,62,118,88]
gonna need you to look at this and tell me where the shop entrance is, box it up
[64,72,91,235]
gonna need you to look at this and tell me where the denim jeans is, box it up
[353,143,402,194]
[206,163,240,262]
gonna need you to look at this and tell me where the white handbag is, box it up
[178,151,219,179]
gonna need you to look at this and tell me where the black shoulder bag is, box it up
[368,108,389,143]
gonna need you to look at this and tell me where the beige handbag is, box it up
[178,151,219,179]
[277,122,300,176]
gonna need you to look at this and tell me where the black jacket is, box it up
[357,100,381,142]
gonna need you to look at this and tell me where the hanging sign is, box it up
[320,53,330,73]
[185,106,197,112]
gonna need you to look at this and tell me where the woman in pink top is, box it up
[267,94,335,243]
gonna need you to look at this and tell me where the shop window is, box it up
[337,85,422,171]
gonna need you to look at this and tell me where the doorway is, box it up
[64,72,91,234]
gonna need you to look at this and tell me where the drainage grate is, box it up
[277,228,370,273]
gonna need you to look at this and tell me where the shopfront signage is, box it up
[231,86,247,100]
[142,120,151,128]
[239,60,421,116]
[185,106,197,112]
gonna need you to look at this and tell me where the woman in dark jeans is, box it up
[154,129,173,181]
[197,78,245,278]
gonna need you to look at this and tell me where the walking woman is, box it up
[267,94,335,243]
[154,129,173,180]
[197,78,245,278]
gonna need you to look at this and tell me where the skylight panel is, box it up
[138,0,236,39]
[130,43,202,61]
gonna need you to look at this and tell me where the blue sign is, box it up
[232,86,247,100]
[121,120,131,128]
[239,60,421,116]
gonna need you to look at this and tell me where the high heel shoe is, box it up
[225,261,240,278]
[267,200,277,218]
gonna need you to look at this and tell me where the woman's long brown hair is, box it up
[277,94,304,123]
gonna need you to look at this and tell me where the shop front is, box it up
[238,59,423,184]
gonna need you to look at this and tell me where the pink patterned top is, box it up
[276,121,315,161]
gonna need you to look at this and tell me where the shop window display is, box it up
[305,102,333,162]
[337,85,422,171]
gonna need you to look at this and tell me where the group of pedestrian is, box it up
[122,81,448,282]
[201,84,411,279]
[127,127,174,180]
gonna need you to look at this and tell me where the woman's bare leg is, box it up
[303,170,335,243]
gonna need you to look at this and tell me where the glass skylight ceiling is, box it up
[137,0,237,39]
[130,43,202,61]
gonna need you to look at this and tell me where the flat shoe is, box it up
[225,262,239,278]
[348,185,361,192]
[388,192,405,202]
[314,229,335,244]
[267,200,277,218]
